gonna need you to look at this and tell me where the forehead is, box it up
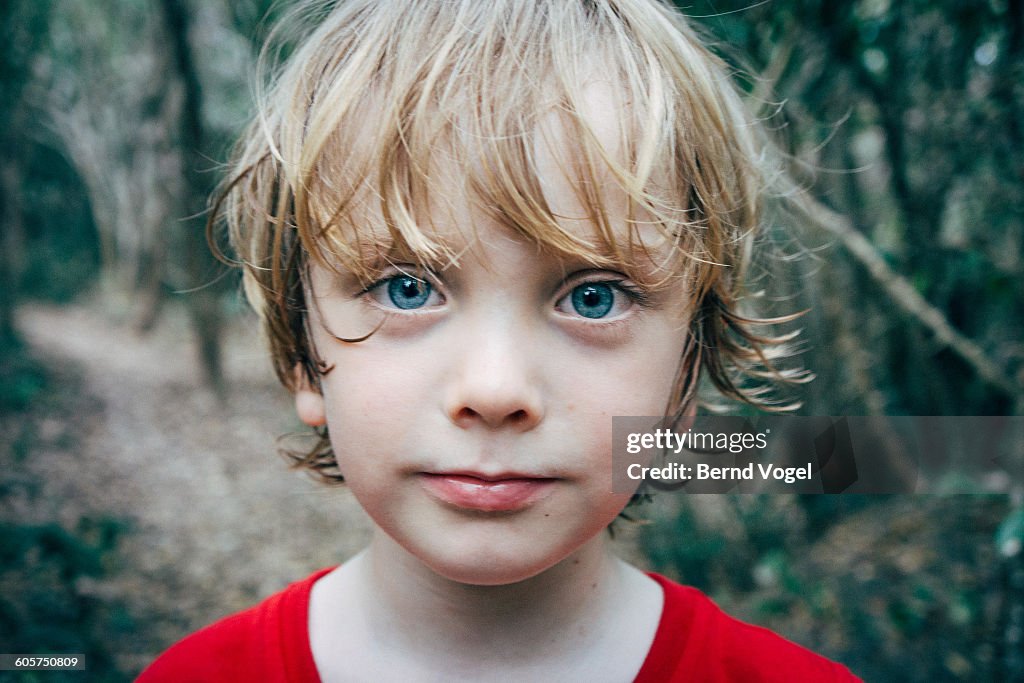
[307,76,682,284]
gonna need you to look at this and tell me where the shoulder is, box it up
[137,568,332,683]
[637,573,862,683]
[137,603,267,682]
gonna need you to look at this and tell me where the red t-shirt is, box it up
[138,569,860,682]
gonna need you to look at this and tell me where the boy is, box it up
[141,0,860,680]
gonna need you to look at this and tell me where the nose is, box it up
[442,321,545,432]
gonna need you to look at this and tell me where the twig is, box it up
[804,201,1021,400]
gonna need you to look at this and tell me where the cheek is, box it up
[322,351,427,420]
[316,355,434,482]
[553,329,684,485]
[566,335,684,416]
[623,324,688,408]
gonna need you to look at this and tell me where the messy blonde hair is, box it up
[212,0,808,482]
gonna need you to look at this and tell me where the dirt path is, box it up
[15,302,372,674]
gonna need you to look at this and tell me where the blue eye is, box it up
[570,283,615,318]
[387,276,432,309]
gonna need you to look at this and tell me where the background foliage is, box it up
[1,0,1021,680]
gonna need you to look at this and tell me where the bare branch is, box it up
[805,201,1022,400]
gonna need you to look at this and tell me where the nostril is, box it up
[456,407,480,422]
[445,372,544,430]
[450,405,534,429]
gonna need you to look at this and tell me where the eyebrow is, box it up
[317,203,686,289]
[557,229,683,276]
[319,228,467,284]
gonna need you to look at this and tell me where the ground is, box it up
[8,300,372,676]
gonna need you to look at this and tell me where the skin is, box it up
[295,89,694,681]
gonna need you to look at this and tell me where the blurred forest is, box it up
[1,0,1022,680]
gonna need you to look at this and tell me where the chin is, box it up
[417,541,564,587]
[428,561,552,587]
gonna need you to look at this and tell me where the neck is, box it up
[310,529,664,681]
[358,530,625,659]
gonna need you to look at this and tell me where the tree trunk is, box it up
[158,0,225,396]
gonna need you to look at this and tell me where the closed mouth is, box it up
[418,472,557,512]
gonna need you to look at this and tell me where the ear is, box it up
[293,365,326,427]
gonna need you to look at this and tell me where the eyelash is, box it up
[358,268,652,319]
[567,283,651,330]
[360,269,443,313]
[583,279,650,308]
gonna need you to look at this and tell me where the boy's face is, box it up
[296,100,691,586]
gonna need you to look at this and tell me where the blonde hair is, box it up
[213,0,808,481]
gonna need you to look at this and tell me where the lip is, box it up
[418,472,557,512]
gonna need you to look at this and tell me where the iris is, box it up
[571,283,614,318]
[387,276,432,309]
